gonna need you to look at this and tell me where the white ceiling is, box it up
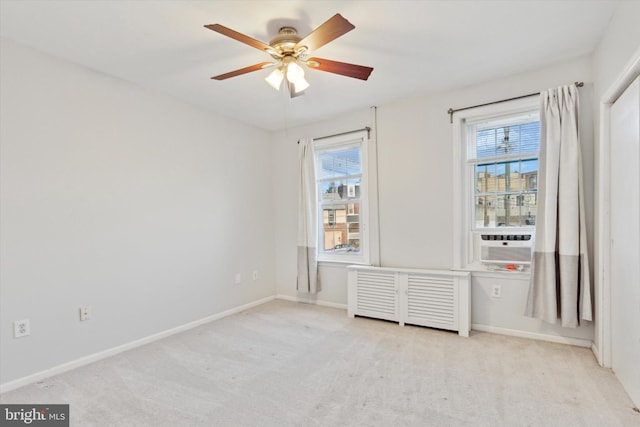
[0,0,618,131]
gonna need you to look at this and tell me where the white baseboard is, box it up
[276,294,348,310]
[0,296,276,394]
[471,323,593,348]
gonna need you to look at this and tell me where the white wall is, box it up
[592,2,640,99]
[591,0,640,361]
[0,39,275,385]
[273,55,595,342]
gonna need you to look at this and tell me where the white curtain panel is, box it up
[297,138,320,293]
[525,85,592,328]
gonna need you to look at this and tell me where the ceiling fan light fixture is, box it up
[265,67,284,90]
[294,76,310,93]
[285,61,304,84]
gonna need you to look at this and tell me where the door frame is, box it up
[595,46,640,367]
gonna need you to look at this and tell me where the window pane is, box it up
[495,194,512,226]
[322,204,360,253]
[474,158,539,228]
[321,181,340,201]
[345,178,361,199]
[318,147,361,179]
[508,194,521,227]
[519,122,540,154]
[322,205,345,250]
[323,229,341,251]
[496,160,519,192]
[321,178,362,201]
[521,159,538,190]
[337,179,361,200]
[475,195,497,227]
[502,192,538,226]
[476,128,499,159]
[476,192,538,228]
[476,122,540,160]
[475,163,496,193]
[521,192,537,225]
[494,194,533,226]
[346,201,360,253]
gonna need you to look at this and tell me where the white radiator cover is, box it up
[347,265,471,337]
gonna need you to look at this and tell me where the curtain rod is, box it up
[298,127,371,144]
[447,81,584,124]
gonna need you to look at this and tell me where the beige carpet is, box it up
[1,299,638,426]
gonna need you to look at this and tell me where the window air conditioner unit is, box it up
[479,233,533,265]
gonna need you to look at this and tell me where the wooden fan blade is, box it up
[204,24,272,52]
[307,57,373,81]
[211,62,274,80]
[294,14,355,53]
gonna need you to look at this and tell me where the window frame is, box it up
[467,113,540,230]
[314,130,370,265]
[452,97,540,269]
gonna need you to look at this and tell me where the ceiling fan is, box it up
[204,13,374,97]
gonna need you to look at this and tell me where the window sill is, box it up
[453,262,531,279]
[318,259,369,268]
[318,251,368,265]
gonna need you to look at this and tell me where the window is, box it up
[453,98,539,268]
[469,117,540,228]
[315,130,370,264]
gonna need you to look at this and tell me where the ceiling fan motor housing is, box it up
[268,27,305,58]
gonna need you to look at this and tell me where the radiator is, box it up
[347,265,471,337]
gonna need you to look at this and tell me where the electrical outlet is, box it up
[14,319,30,338]
[252,270,258,281]
[79,306,91,321]
[235,273,241,284]
[492,285,502,298]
